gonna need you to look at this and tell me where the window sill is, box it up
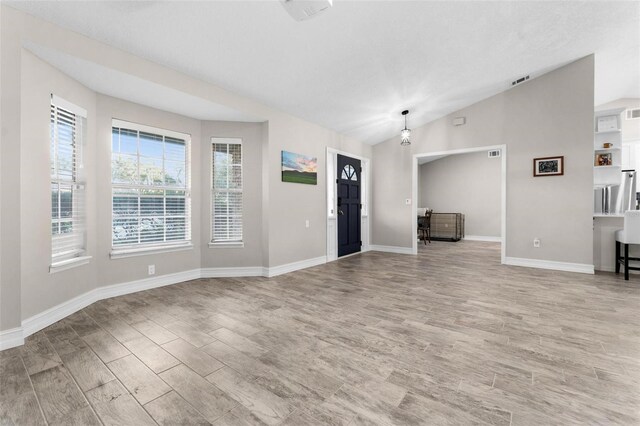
[110,243,193,259]
[208,241,244,249]
[50,256,92,274]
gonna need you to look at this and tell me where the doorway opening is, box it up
[326,148,370,262]
[412,145,507,263]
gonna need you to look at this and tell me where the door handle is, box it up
[338,209,344,215]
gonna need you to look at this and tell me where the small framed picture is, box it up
[533,156,564,177]
[595,153,612,167]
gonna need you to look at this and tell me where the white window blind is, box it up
[211,138,242,242]
[50,97,86,262]
[111,120,191,249]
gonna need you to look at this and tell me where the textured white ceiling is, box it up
[8,1,640,145]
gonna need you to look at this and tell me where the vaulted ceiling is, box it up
[8,1,640,144]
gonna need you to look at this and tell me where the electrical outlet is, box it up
[305,219,310,228]
[148,265,155,275]
[533,238,541,248]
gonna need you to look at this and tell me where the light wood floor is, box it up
[1,241,638,425]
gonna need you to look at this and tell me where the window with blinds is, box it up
[111,120,191,249]
[211,138,243,243]
[50,97,86,262]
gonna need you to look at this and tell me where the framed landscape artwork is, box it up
[533,156,564,177]
[281,151,317,185]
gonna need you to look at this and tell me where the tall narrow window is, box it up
[211,138,243,243]
[50,96,87,263]
[111,120,191,252]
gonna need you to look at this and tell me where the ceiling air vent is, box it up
[627,108,640,120]
[488,149,501,158]
[511,75,530,86]
[452,117,466,126]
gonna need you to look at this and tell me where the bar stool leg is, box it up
[625,243,630,281]
[615,241,620,274]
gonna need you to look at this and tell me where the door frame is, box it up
[411,144,507,264]
[326,147,371,262]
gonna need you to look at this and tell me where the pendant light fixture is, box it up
[400,110,411,146]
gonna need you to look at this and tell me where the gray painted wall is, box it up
[201,120,264,268]
[0,3,23,331]
[265,121,371,267]
[20,50,98,320]
[0,5,372,333]
[95,95,204,288]
[418,151,501,238]
[19,51,270,318]
[372,56,595,266]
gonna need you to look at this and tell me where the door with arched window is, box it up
[337,154,361,257]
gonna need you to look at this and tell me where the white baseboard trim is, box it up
[504,257,595,274]
[370,245,414,255]
[464,235,502,243]
[98,269,202,300]
[21,269,202,339]
[0,327,24,351]
[22,289,98,337]
[1,256,332,350]
[201,266,264,278]
[264,256,327,278]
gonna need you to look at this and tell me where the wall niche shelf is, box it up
[593,108,625,215]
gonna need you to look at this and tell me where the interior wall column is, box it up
[0,8,23,333]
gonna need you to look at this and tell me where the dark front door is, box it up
[337,154,361,257]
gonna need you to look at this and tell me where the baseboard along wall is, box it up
[503,256,595,275]
[1,252,597,350]
[369,245,414,255]
[0,256,327,350]
[463,235,502,242]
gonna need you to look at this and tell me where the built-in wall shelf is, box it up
[594,108,624,183]
[594,108,626,215]
[595,130,622,135]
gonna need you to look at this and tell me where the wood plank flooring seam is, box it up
[19,355,48,426]
[43,320,152,426]
[3,242,639,425]
[91,314,180,376]
[158,364,240,423]
[40,331,102,425]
